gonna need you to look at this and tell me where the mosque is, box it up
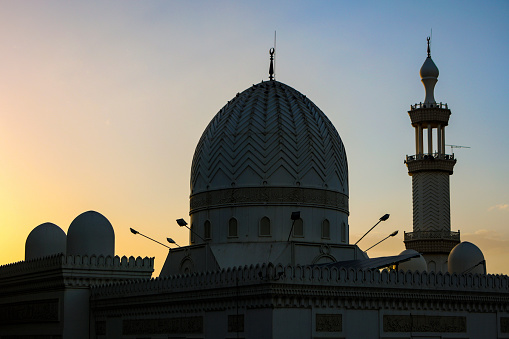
[0,40,508,338]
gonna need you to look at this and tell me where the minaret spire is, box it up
[269,48,275,81]
[427,36,431,57]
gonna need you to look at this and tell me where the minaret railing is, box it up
[405,153,455,162]
[411,102,448,110]
[404,230,460,242]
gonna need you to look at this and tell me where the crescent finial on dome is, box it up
[269,48,275,81]
[427,36,431,57]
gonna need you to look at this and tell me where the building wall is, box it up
[91,264,509,339]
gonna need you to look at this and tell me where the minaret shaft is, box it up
[412,171,451,233]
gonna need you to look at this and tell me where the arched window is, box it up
[321,219,330,239]
[204,220,211,240]
[293,218,304,237]
[341,222,346,243]
[228,218,238,237]
[259,217,271,236]
[190,223,195,243]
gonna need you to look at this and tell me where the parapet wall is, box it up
[0,254,154,279]
[91,262,509,299]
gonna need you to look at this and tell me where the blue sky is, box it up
[0,1,507,274]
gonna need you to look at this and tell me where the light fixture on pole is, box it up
[130,228,170,249]
[364,230,398,252]
[287,211,301,242]
[354,214,390,245]
[167,238,181,247]
[176,218,205,241]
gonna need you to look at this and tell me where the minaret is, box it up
[403,38,460,272]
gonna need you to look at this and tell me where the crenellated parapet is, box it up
[0,254,154,296]
[91,263,509,303]
[0,254,153,276]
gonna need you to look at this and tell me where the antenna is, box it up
[446,144,471,153]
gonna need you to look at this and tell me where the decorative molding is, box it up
[95,321,106,335]
[190,187,349,213]
[122,316,203,335]
[383,315,466,333]
[405,239,460,254]
[406,158,456,174]
[228,314,244,332]
[0,299,59,324]
[316,314,342,332]
[501,317,509,333]
[91,263,509,316]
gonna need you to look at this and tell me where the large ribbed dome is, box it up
[191,80,348,195]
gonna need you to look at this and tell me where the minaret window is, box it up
[341,222,346,243]
[228,218,238,238]
[204,220,211,240]
[293,218,304,237]
[259,217,271,236]
[321,219,330,239]
[190,223,195,244]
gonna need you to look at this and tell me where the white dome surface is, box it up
[25,222,66,261]
[420,57,439,79]
[448,241,486,275]
[397,249,427,272]
[191,80,348,195]
[66,211,115,257]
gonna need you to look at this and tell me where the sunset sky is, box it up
[0,1,507,275]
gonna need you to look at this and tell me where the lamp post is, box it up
[354,214,390,245]
[176,218,205,242]
[130,228,171,249]
[287,211,301,242]
[167,238,181,247]
[364,230,398,252]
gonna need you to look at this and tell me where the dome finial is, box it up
[427,36,431,57]
[269,48,275,81]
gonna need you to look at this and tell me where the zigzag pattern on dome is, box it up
[412,172,451,232]
[191,81,347,195]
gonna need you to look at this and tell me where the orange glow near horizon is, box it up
[1,2,508,276]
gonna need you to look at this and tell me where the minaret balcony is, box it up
[408,103,451,126]
[404,230,460,254]
[405,153,456,174]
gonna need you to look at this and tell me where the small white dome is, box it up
[25,222,66,261]
[66,211,115,257]
[398,249,427,272]
[420,57,439,79]
[448,241,486,275]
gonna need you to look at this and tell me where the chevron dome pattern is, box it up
[191,80,348,196]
